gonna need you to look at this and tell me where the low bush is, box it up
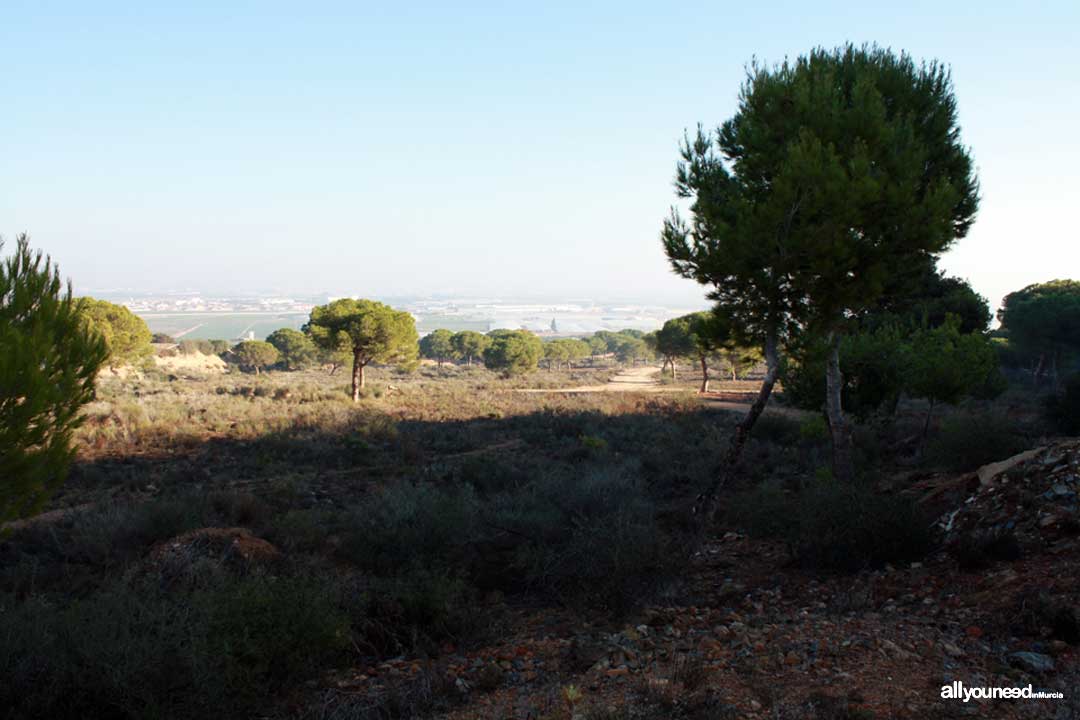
[339,482,480,577]
[950,526,1022,570]
[178,339,213,355]
[0,492,278,596]
[750,414,804,446]
[492,466,672,612]
[925,411,1029,472]
[335,465,672,615]
[0,570,350,720]
[1045,372,1080,435]
[727,478,933,572]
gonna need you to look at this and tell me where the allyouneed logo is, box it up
[941,682,1064,702]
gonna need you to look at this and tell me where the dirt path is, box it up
[516,366,813,419]
[514,365,680,394]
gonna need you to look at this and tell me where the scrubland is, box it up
[2,359,1075,720]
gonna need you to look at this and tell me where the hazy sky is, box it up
[2,1,1077,309]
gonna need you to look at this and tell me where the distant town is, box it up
[100,292,706,341]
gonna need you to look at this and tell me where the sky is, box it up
[2,1,1078,310]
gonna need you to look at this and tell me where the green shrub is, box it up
[925,411,1029,472]
[16,496,207,573]
[724,480,792,539]
[0,571,350,720]
[798,415,830,443]
[492,467,671,611]
[360,567,484,653]
[178,339,213,355]
[750,414,803,446]
[265,508,341,554]
[338,482,480,576]
[950,527,1022,570]
[728,478,933,572]
[1045,372,1080,435]
[2,493,272,593]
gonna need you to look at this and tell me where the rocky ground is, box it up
[303,441,1080,720]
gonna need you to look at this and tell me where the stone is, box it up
[1008,651,1055,674]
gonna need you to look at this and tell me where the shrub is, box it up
[0,571,350,720]
[1,236,108,524]
[750,414,804,445]
[728,478,933,572]
[360,567,483,653]
[950,527,1022,570]
[339,482,479,577]
[925,411,1029,472]
[1045,372,1080,435]
[492,467,671,611]
[178,338,213,355]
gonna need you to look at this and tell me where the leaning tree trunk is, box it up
[351,353,365,402]
[825,332,855,483]
[695,330,781,524]
[699,355,710,393]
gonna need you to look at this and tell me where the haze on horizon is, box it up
[2,1,1078,312]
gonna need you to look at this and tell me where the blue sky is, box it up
[2,1,1077,309]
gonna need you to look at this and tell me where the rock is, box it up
[977,448,1043,486]
[567,637,608,672]
[1008,651,1055,674]
[147,527,282,575]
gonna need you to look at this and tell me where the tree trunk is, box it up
[695,330,781,523]
[351,353,365,402]
[700,355,710,393]
[920,397,936,450]
[671,358,677,383]
[825,332,855,483]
